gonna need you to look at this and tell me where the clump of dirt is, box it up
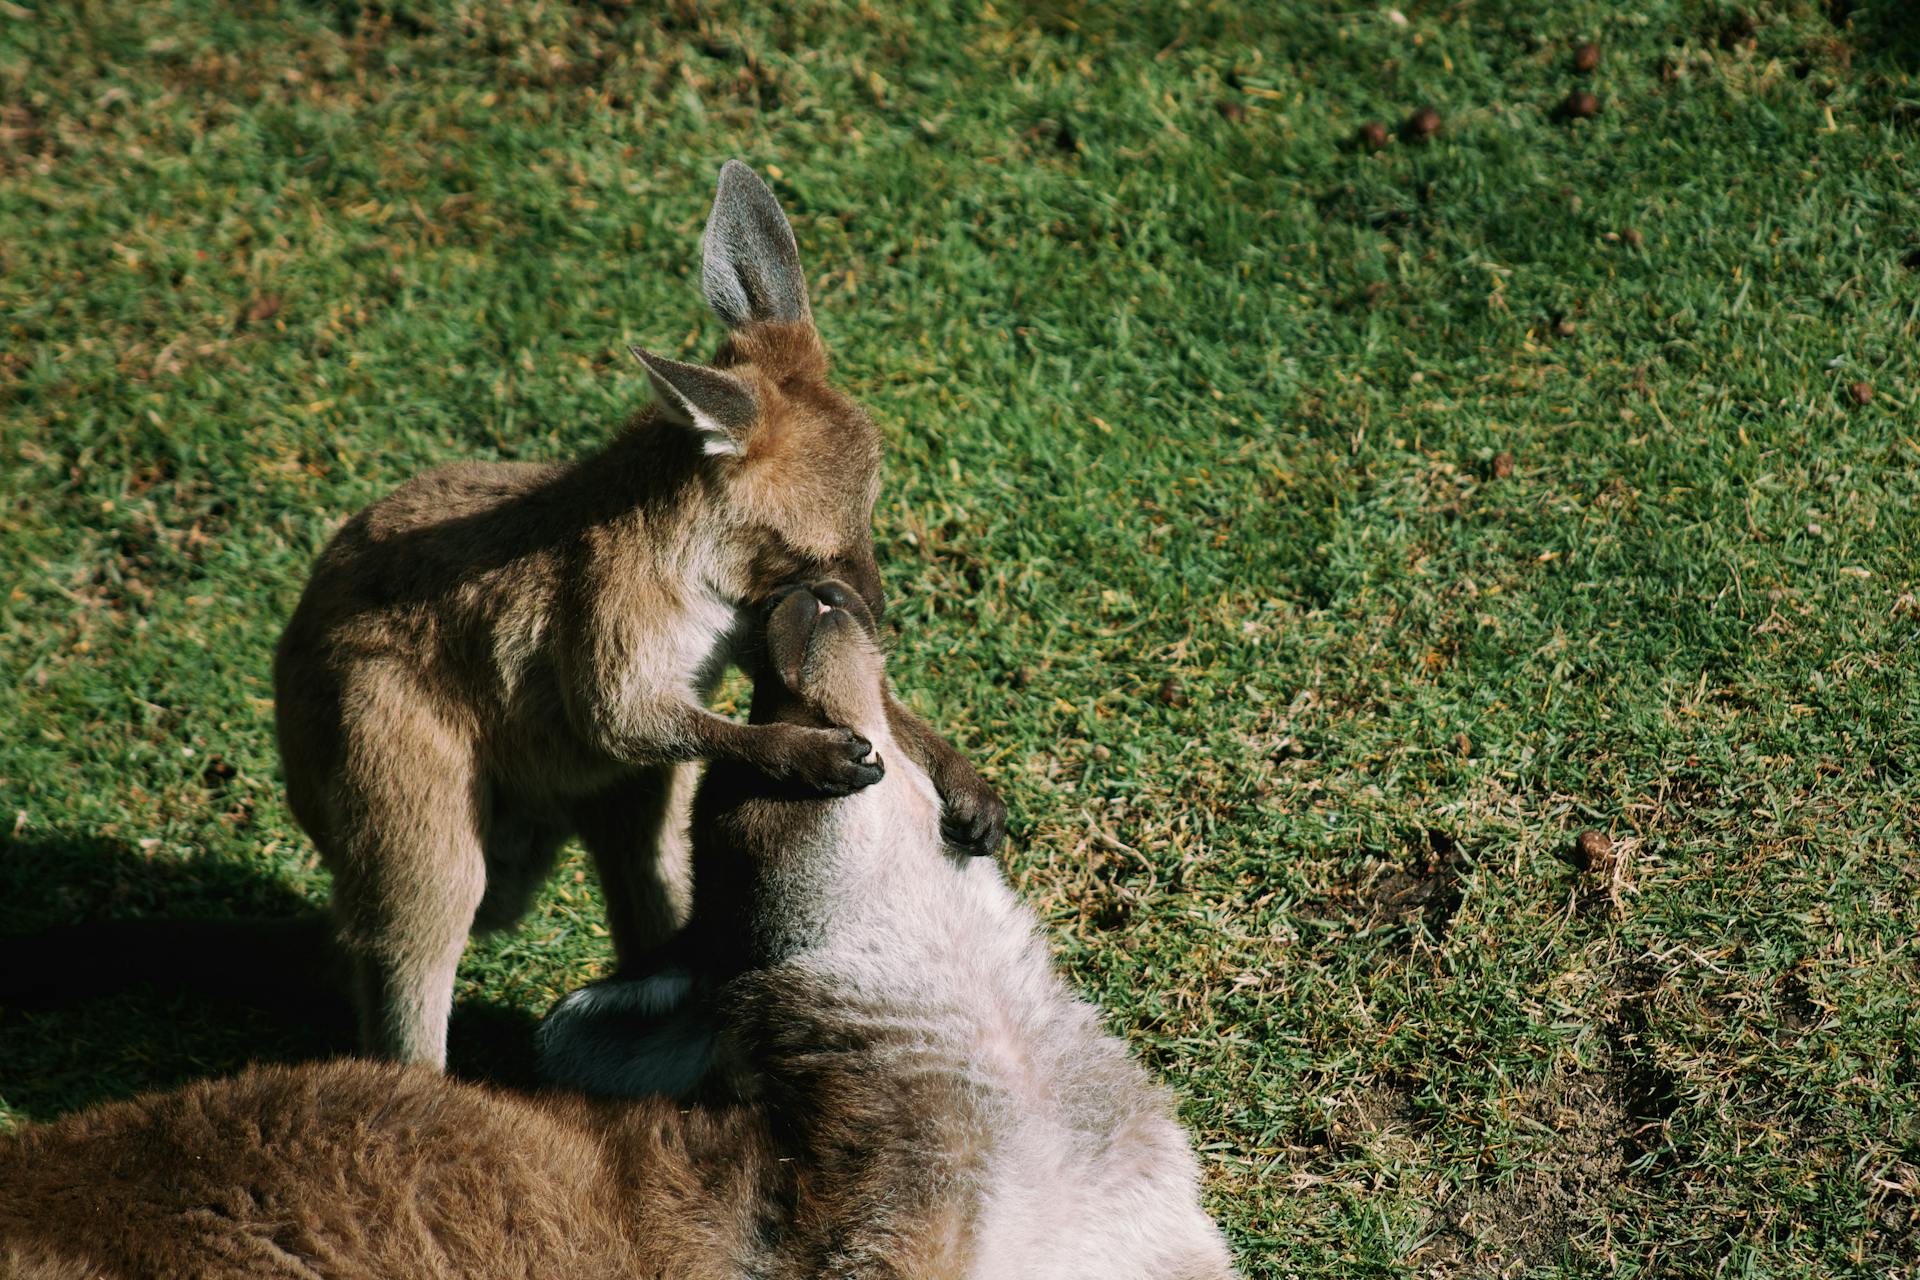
[1351,828,1470,941]
[1776,971,1821,1039]
[1343,1081,1424,1162]
[1284,1075,1429,1178]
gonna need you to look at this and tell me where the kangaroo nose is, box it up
[811,581,859,612]
[771,582,819,616]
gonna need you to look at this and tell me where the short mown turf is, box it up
[2,2,1917,1274]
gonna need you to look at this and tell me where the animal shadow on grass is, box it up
[0,833,539,1122]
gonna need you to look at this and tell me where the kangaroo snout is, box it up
[771,577,872,624]
[764,579,879,700]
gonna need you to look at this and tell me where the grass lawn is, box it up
[3,0,1918,1273]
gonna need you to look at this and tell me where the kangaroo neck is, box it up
[578,421,756,605]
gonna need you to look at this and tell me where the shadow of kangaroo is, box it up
[0,582,1233,1279]
[0,838,537,1103]
[274,159,1005,1068]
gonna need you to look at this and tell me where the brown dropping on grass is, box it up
[1566,829,1636,917]
[1401,106,1442,143]
[239,294,283,327]
[1557,91,1601,121]
[1573,828,1612,872]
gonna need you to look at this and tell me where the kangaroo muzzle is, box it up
[765,582,871,689]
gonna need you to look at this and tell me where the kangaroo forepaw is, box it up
[777,724,885,796]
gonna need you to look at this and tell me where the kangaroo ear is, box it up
[629,347,758,457]
[701,159,812,330]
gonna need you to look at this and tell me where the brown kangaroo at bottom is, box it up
[0,582,1233,1280]
[272,159,1004,1068]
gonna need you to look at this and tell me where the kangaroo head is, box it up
[700,577,931,845]
[659,577,936,976]
[749,579,890,741]
[631,161,884,613]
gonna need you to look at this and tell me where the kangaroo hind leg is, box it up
[326,681,486,1070]
[571,762,698,972]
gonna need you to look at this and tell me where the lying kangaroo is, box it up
[0,581,1233,1280]
[274,160,1004,1068]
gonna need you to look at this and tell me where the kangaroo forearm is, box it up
[884,695,974,790]
[599,702,876,793]
[583,700,765,769]
[884,694,1007,856]
[668,706,788,770]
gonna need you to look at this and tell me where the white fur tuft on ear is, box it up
[628,346,758,457]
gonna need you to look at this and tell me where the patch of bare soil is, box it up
[1421,1068,1628,1275]
[1310,1078,1425,1172]
[1350,828,1469,943]
[1412,966,1681,1276]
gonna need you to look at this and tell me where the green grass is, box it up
[3,0,1918,1273]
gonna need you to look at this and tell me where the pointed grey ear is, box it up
[701,159,812,330]
[629,347,758,457]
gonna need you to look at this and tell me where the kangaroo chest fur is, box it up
[493,514,756,802]
[280,455,754,804]
[784,783,1231,1280]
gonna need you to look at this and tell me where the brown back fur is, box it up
[0,1015,987,1279]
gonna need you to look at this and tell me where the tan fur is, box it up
[273,162,1002,1065]
[0,1049,996,1280]
[0,1061,735,1279]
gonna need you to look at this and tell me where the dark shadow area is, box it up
[446,1001,543,1092]
[1314,827,1474,954]
[1849,1,1920,71]
[0,833,542,1121]
[1606,962,1682,1172]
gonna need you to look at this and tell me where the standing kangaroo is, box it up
[0,582,1232,1280]
[274,160,1004,1068]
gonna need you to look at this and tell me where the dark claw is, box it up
[816,755,884,797]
